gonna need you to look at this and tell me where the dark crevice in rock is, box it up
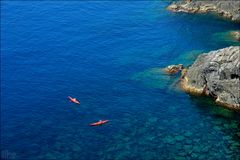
[231,74,240,80]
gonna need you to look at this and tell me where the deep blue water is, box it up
[1,1,240,160]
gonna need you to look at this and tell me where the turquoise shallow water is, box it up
[1,1,240,160]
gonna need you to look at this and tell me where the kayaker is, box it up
[90,120,109,126]
[68,96,80,104]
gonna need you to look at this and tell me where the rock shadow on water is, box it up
[188,95,240,157]
[189,95,238,119]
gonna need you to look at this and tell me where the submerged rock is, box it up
[175,135,185,141]
[181,46,240,111]
[184,131,193,137]
[163,136,175,145]
[167,0,240,22]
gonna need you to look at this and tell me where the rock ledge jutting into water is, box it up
[180,46,240,111]
[163,64,184,74]
[230,31,240,41]
[167,0,240,22]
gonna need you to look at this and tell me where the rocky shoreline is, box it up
[180,46,240,111]
[167,0,240,22]
[166,0,240,111]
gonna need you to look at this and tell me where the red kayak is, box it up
[68,96,80,105]
[90,120,109,126]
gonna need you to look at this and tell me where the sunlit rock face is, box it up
[167,0,240,22]
[231,31,240,42]
[163,64,184,74]
[181,46,240,111]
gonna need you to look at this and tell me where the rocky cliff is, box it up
[167,0,240,22]
[181,46,240,111]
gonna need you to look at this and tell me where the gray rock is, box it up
[167,0,240,22]
[181,46,240,111]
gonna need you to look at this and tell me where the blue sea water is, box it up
[1,1,240,160]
